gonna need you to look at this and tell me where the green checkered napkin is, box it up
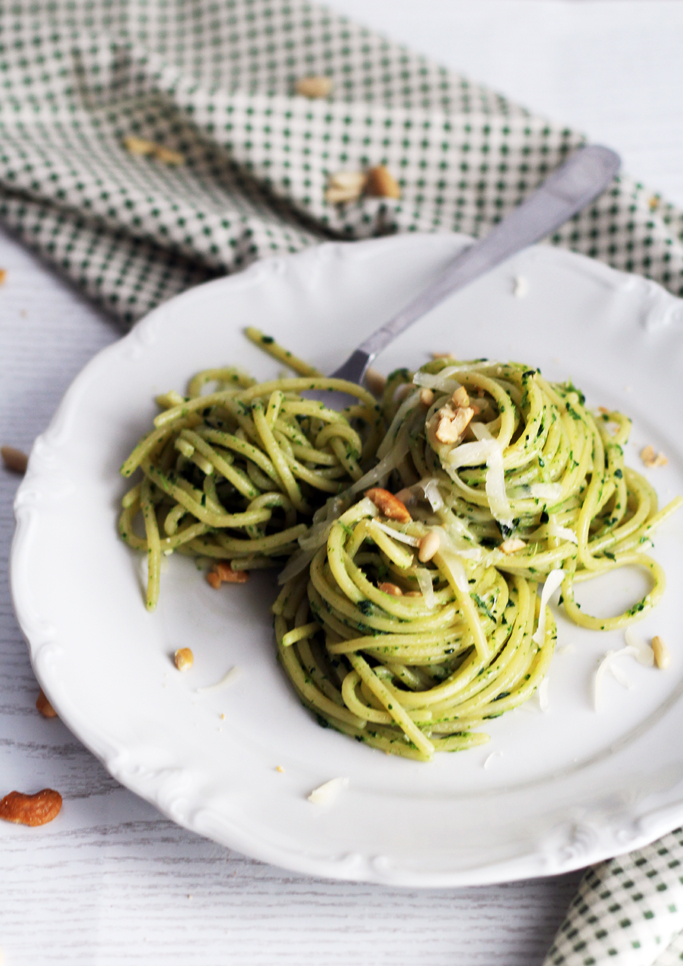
[544,830,683,966]
[1,0,683,326]
[3,2,683,962]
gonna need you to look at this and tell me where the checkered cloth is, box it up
[1,0,683,326]
[3,2,683,963]
[544,830,683,966]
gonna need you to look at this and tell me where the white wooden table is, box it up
[2,2,682,963]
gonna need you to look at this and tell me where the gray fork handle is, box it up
[331,144,621,384]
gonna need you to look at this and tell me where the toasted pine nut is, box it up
[123,135,156,156]
[276,765,285,773]
[365,165,401,199]
[215,562,249,584]
[36,689,57,718]
[365,367,387,397]
[365,487,412,523]
[378,582,403,597]
[652,635,670,669]
[418,530,440,563]
[640,444,668,468]
[174,647,194,671]
[0,268,6,285]
[500,538,526,554]
[295,75,333,98]
[432,352,455,359]
[452,386,470,408]
[1,446,28,473]
[153,145,185,166]
[419,388,434,407]
[206,571,222,590]
[404,591,422,597]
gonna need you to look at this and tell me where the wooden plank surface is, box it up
[2,1,683,962]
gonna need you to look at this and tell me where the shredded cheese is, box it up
[547,523,577,544]
[307,776,349,805]
[352,431,411,494]
[418,477,444,511]
[513,275,529,298]
[372,520,421,547]
[624,627,655,666]
[532,569,565,646]
[529,483,564,501]
[483,751,504,770]
[412,369,462,394]
[484,440,513,527]
[593,637,654,711]
[438,550,469,593]
[195,666,241,693]
[415,567,437,608]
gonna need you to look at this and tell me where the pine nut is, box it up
[640,444,668,468]
[215,562,249,583]
[378,582,403,597]
[366,165,401,199]
[206,571,222,589]
[2,446,28,473]
[174,648,194,671]
[36,689,57,718]
[452,386,470,408]
[652,635,670,669]
[419,388,434,407]
[500,538,526,554]
[153,145,185,166]
[295,75,333,98]
[123,135,156,156]
[365,487,412,523]
[418,530,440,562]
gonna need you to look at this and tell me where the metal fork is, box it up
[331,144,621,385]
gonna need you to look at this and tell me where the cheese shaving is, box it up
[376,397,420,461]
[438,550,469,593]
[624,627,655,666]
[483,751,503,770]
[372,521,421,547]
[529,483,564,501]
[532,569,565,646]
[447,439,496,469]
[513,275,529,298]
[593,638,654,711]
[195,665,241,693]
[415,567,437,609]
[418,477,444,511]
[307,776,349,805]
[412,369,462,394]
[484,439,513,527]
[547,523,578,544]
[353,427,411,493]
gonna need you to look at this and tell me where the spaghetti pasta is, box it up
[119,345,680,761]
[275,358,681,760]
[119,360,383,611]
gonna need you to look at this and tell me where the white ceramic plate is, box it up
[11,234,683,886]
